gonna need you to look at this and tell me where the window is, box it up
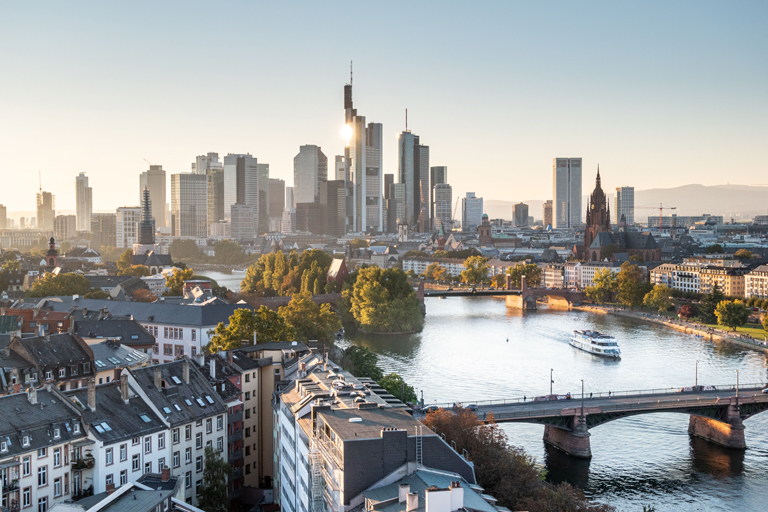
[185,471,191,488]
[164,344,172,356]
[64,473,68,494]
[105,448,113,465]
[83,363,90,373]
[164,327,168,338]
[206,419,212,434]
[71,366,78,376]
[158,457,165,471]
[38,466,47,486]
[132,454,140,471]
[105,474,113,486]
[217,416,223,431]
[144,462,151,474]
[144,437,152,454]
[217,437,223,452]
[245,427,250,438]
[205,440,211,449]
[191,347,196,357]
[173,451,180,468]
[53,428,60,439]
[245,409,251,419]
[196,480,201,497]
[195,456,202,473]
[185,425,191,440]
[23,488,31,508]
[1,441,7,452]
[195,433,202,450]
[175,345,183,358]
[133,437,140,446]
[173,428,180,444]
[38,448,47,458]
[196,420,202,427]
[245,446,250,456]
[120,470,127,486]
[38,497,47,512]
[58,368,65,378]
[73,423,80,434]
[158,433,165,449]
[245,374,250,383]
[185,448,191,464]
[245,392,250,400]
[120,444,127,461]
[23,457,30,476]
[54,477,62,497]
[191,330,196,341]
[53,448,61,467]
[23,436,30,447]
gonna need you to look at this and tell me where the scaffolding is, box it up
[415,425,423,466]
[309,444,325,512]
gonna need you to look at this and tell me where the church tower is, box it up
[584,167,611,254]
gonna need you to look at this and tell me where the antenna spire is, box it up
[39,170,41,192]
[405,109,408,131]
[350,60,353,87]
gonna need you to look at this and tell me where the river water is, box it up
[345,297,768,512]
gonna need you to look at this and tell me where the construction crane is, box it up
[451,197,461,231]
[636,204,677,232]
[143,158,152,166]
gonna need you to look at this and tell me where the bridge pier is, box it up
[543,417,592,458]
[688,403,746,449]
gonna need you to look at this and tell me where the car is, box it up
[466,404,478,411]
[423,405,440,413]
[446,287,454,291]
[762,388,768,394]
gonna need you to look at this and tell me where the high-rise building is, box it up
[223,154,259,230]
[36,191,55,231]
[543,200,553,228]
[170,173,208,237]
[257,163,270,234]
[615,186,635,225]
[54,215,76,241]
[397,131,430,231]
[430,166,448,230]
[552,158,582,228]
[230,204,257,241]
[293,145,328,205]
[282,186,295,234]
[206,168,224,234]
[268,179,285,219]
[383,174,394,232]
[285,186,294,209]
[514,202,529,227]
[295,203,323,234]
[0,205,6,229]
[334,155,346,181]
[191,152,223,175]
[116,206,142,248]
[390,183,407,230]
[75,173,93,232]
[320,180,347,237]
[462,192,483,231]
[433,183,452,232]
[364,123,383,232]
[90,213,116,249]
[139,165,167,228]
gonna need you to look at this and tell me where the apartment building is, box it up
[699,266,748,297]
[402,258,466,278]
[540,263,565,288]
[745,265,768,299]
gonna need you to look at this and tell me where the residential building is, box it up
[513,202,529,227]
[294,146,328,205]
[541,263,565,288]
[579,261,621,289]
[76,173,93,232]
[461,193,483,232]
[116,207,142,249]
[72,317,155,354]
[402,257,466,278]
[432,184,452,232]
[614,186,634,225]
[745,265,768,299]
[50,480,186,512]
[36,191,56,231]
[54,215,77,241]
[139,166,167,229]
[91,214,117,250]
[543,200,553,228]
[552,157,582,228]
[170,174,207,238]
[650,263,701,294]
[699,266,748,297]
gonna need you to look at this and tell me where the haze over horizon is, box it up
[1,1,766,212]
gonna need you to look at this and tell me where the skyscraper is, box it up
[294,145,328,205]
[334,155,346,181]
[0,205,6,229]
[364,123,383,232]
[543,200,553,228]
[320,180,347,237]
[170,173,208,237]
[36,191,55,231]
[206,168,224,234]
[433,183,452,232]
[54,215,76,241]
[191,152,223,174]
[615,186,635,225]
[223,153,259,231]
[430,166,448,230]
[230,204,257,241]
[116,206,142,248]
[552,158,582,228]
[397,131,429,231]
[383,174,394,232]
[139,165,167,228]
[75,173,93,232]
[257,163,270,234]
[514,203,529,227]
[90,213,116,249]
[269,179,285,219]
[462,192,483,231]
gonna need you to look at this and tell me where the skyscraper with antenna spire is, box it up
[36,171,55,231]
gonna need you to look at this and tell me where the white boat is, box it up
[570,330,621,358]
[231,268,247,273]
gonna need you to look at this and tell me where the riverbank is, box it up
[574,304,768,353]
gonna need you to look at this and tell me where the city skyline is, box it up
[1,2,766,212]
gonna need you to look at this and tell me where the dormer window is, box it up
[73,424,80,434]
[53,428,60,439]
[83,363,90,373]
[22,436,30,447]
[1,441,7,452]
[45,371,53,381]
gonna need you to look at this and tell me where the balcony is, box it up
[228,449,243,462]
[71,454,95,470]
[232,467,243,479]
[228,430,243,443]
[2,480,19,493]
[228,411,243,424]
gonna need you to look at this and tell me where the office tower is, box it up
[390,183,407,230]
[223,154,259,231]
[552,158,582,228]
[334,155,346,181]
[397,131,429,231]
[514,203,529,227]
[90,213,116,249]
[191,152,223,174]
[269,179,285,219]
[170,173,208,237]
[285,186,294,209]
[383,174,394,232]
[543,200,553,228]
[293,145,328,205]
[295,203,323,234]
[418,145,430,231]
[36,191,55,231]
[54,215,76,241]
[462,192,483,231]
[19,218,26,229]
[139,165,167,228]
[75,173,93,232]
[320,180,347,237]
[206,168,224,234]
[363,123,383,232]
[230,204,257,241]
[433,183,452,232]
[430,166,448,230]
[615,186,635,225]
[281,208,295,234]
[0,205,6,229]
[116,206,141,248]
[257,163,270,234]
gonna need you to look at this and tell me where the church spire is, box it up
[596,164,601,188]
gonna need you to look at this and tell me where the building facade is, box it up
[432,184,452,232]
[293,146,328,206]
[91,214,117,250]
[76,173,93,232]
[54,215,77,241]
[513,203,529,227]
[543,200,553,228]
[170,174,208,238]
[461,192,483,232]
[614,186,634,225]
[116,207,141,249]
[139,166,167,229]
[552,157,582,228]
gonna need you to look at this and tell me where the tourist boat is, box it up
[570,330,621,358]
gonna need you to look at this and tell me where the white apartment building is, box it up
[564,261,581,289]
[745,265,768,299]
[402,257,466,278]
[541,263,565,288]
[650,263,701,294]
[579,262,620,289]
[461,192,483,232]
[116,207,142,249]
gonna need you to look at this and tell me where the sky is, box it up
[1,1,767,214]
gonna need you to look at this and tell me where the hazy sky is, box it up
[1,1,766,213]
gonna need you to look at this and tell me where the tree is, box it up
[345,266,423,333]
[378,373,417,403]
[27,273,91,298]
[169,239,204,261]
[83,289,110,299]
[506,263,542,288]
[164,267,195,296]
[617,262,651,309]
[643,285,674,313]
[422,262,440,280]
[254,306,295,343]
[197,446,231,512]
[132,289,158,303]
[340,346,383,381]
[212,240,249,265]
[2,260,21,272]
[349,238,368,249]
[208,309,258,352]
[119,265,150,277]
[630,254,645,263]
[60,241,71,254]
[678,304,697,320]
[734,249,753,260]
[116,249,133,273]
[715,300,750,331]
[763,312,768,332]
[585,268,617,305]
[403,250,430,259]
[600,243,619,260]
[0,274,7,293]
[491,274,507,289]
[405,269,417,279]
[461,256,489,285]
[699,283,725,323]
[279,293,340,343]
[432,264,447,282]
[704,244,724,254]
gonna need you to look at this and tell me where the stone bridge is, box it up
[440,384,768,458]
[505,275,585,310]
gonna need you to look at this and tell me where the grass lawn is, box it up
[701,322,768,338]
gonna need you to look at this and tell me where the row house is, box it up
[539,263,565,288]
[401,258,466,278]
[745,265,768,299]
[699,266,748,297]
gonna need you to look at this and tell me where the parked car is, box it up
[466,404,478,411]
[762,388,768,394]
[447,287,454,291]
[423,405,440,413]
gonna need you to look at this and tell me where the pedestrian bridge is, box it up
[435,383,768,458]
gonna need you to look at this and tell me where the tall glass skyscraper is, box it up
[223,153,259,236]
[397,131,429,231]
[552,157,582,228]
[76,172,93,232]
[614,186,635,225]
[293,145,328,205]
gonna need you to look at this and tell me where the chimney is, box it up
[154,367,162,389]
[399,484,410,504]
[106,483,116,495]
[425,487,451,512]
[449,482,464,512]
[209,358,216,380]
[87,379,96,412]
[406,493,419,512]
[120,373,129,404]
[182,359,190,384]
[27,386,38,405]
[227,351,233,364]
[161,466,171,482]
[13,383,20,394]
[82,308,88,317]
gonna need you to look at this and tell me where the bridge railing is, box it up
[433,382,767,409]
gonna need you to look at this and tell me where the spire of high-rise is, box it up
[137,186,155,245]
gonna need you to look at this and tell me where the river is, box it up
[345,297,768,512]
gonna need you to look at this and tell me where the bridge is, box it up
[423,289,520,297]
[434,383,768,458]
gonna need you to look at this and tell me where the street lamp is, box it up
[550,369,554,396]
[581,379,585,419]
[736,369,739,400]
[695,360,698,387]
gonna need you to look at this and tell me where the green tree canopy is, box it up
[27,273,91,298]
[630,254,645,263]
[600,243,619,260]
[349,238,368,249]
[643,285,674,312]
[403,250,430,259]
[0,274,8,293]
[116,249,133,272]
[585,268,618,305]
[506,263,542,288]
[254,305,295,343]
[345,266,423,333]
[763,312,768,332]
[197,446,231,512]
[340,346,383,381]
[119,265,150,277]
[208,308,257,353]
[705,244,724,254]
[212,239,250,264]
[83,289,110,299]
[461,256,489,285]
[734,249,753,260]
[164,267,195,296]
[2,260,21,272]
[240,249,332,297]
[617,262,652,309]
[379,373,417,403]
[715,300,750,331]
[279,293,340,343]
[169,239,204,260]
[433,248,482,260]
[699,283,725,324]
